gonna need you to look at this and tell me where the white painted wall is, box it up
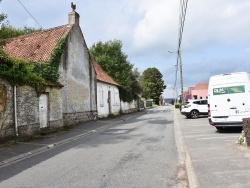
[120,100,138,113]
[97,82,120,118]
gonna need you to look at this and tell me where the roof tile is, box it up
[92,58,119,86]
[3,25,71,63]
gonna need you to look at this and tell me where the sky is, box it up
[1,0,250,99]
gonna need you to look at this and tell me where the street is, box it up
[0,106,182,188]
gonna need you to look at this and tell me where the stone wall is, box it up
[63,111,97,126]
[16,85,40,137]
[0,79,15,139]
[120,100,138,114]
[46,87,64,129]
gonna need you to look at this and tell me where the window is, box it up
[193,101,200,105]
[200,100,207,105]
[193,95,197,99]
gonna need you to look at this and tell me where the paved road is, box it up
[177,109,250,188]
[0,106,183,188]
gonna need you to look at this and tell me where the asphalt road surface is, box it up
[0,106,181,188]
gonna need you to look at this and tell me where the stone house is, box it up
[92,58,120,118]
[0,8,97,139]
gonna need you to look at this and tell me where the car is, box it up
[181,99,208,119]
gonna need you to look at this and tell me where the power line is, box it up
[176,0,188,103]
[17,0,43,29]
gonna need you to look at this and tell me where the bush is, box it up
[175,104,180,109]
[243,118,250,147]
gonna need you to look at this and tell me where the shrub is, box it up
[242,118,250,147]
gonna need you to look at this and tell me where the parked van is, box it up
[208,72,250,130]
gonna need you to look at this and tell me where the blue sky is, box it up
[1,0,250,99]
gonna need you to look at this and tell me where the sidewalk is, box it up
[175,108,250,188]
[0,111,144,167]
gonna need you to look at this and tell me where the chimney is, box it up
[68,2,79,25]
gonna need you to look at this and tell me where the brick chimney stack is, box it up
[68,2,79,25]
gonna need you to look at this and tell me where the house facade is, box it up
[0,7,97,139]
[184,82,208,101]
[92,59,120,118]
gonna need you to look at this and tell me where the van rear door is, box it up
[209,74,232,123]
[210,84,230,123]
[227,75,250,122]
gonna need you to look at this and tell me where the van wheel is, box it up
[190,110,199,119]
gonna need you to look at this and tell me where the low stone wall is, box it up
[63,111,98,126]
[243,118,250,147]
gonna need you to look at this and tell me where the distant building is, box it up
[184,82,208,101]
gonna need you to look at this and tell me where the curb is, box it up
[0,113,142,168]
[174,108,200,188]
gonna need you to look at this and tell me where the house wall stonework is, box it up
[0,79,14,139]
[45,87,64,128]
[16,85,40,137]
[97,82,120,118]
[59,24,97,126]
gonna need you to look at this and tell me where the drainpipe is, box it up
[14,85,18,136]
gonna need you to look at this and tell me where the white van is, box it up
[208,72,250,130]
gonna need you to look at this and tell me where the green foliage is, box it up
[89,39,141,102]
[140,67,166,104]
[0,48,46,94]
[0,37,67,95]
[33,37,67,82]
[0,0,7,25]
[0,24,42,46]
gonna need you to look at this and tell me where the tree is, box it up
[89,39,141,102]
[0,0,7,25]
[140,67,166,105]
[0,1,41,46]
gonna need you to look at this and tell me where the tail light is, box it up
[208,103,214,126]
[184,105,191,108]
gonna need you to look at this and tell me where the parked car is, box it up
[181,99,208,119]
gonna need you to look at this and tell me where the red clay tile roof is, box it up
[91,58,119,86]
[3,24,72,63]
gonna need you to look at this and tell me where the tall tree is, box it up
[140,67,166,104]
[0,1,41,46]
[89,40,141,102]
[0,0,7,24]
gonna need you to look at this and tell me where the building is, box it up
[0,5,97,139]
[184,82,208,101]
[92,58,120,118]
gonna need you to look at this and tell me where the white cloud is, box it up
[2,0,250,99]
[132,0,179,55]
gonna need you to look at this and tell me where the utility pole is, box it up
[178,49,184,104]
